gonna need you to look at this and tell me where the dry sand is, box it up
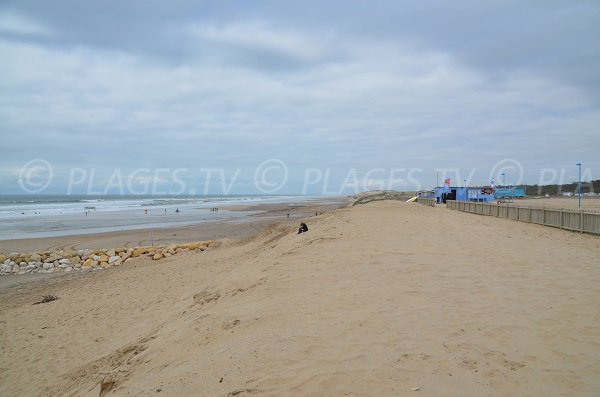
[506,198,600,211]
[1,201,599,396]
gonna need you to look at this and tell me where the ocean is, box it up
[0,194,311,240]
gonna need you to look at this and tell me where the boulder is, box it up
[131,247,149,258]
[29,252,42,262]
[82,258,94,268]
[153,253,164,261]
[107,248,116,257]
[108,255,120,264]
[43,263,54,270]
[93,255,109,263]
[0,254,7,263]
[59,258,71,265]
[62,250,77,258]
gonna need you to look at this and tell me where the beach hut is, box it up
[428,186,496,204]
[494,186,526,199]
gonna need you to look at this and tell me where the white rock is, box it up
[59,258,71,265]
[12,265,20,273]
[43,263,54,270]
[108,255,120,264]
[64,267,73,272]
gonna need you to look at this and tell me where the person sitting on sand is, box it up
[297,222,308,234]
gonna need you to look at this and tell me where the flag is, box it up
[490,178,495,188]
[443,178,451,193]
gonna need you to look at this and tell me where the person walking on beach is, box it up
[175,208,180,214]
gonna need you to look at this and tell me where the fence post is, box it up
[560,209,563,229]
[542,208,546,226]
[581,210,584,233]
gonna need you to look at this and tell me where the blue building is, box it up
[420,186,496,204]
[494,186,526,199]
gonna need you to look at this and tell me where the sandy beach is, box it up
[1,200,599,397]
[506,197,600,211]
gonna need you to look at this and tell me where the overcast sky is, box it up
[1,1,599,194]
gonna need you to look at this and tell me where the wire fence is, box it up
[446,200,600,235]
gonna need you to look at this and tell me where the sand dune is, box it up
[1,201,600,396]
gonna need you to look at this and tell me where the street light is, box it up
[576,163,582,208]
[501,172,505,186]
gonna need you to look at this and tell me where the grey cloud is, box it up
[0,1,598,194]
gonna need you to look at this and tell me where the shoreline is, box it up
[0,197,347,253]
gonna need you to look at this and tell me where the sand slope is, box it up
[1,201,600,396]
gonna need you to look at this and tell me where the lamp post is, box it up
[501,172,505,186]
[576,163,581,208]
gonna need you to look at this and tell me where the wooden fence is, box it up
[446,200,600,235]
[416,197,436,207]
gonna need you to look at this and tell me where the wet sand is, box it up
[0,198,346,253]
